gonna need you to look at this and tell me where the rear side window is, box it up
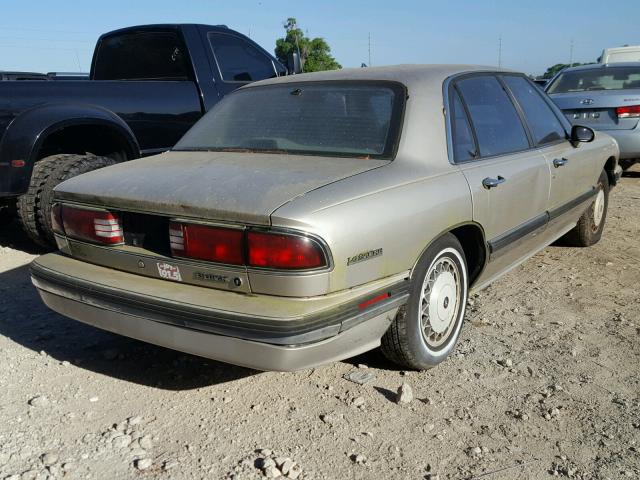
[502,76,566,145]
[456,76,530,157]
[93,31,190,81]
[208,33,276,82]
[451,89,477,162]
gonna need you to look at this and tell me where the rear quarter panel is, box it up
[271,161,473,293]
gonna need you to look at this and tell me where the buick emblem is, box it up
[580,98,594,105]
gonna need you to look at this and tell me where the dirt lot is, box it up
[0,170,639,480]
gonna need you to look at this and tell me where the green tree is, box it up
[275,18,341,72]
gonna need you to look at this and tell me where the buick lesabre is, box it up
[30,65,621,371]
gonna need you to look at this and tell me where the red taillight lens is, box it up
[616,105,640,118]
[169,222,244,265]
[60,206,123,245]
[247,231,326,269]
[51,203,64,235]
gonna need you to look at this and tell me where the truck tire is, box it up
[381,233,468,370]
[561,170,609,247]
[17,154,117,247]
[16,156,65,247]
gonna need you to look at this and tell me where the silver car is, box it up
[31,65,620,371]
[546,62,640,170]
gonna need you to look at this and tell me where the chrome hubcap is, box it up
[420,257,461,348]
[593,188,605,228]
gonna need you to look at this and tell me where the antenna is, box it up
[569,39,574,66]
[498,35,502,69]
[368,32,372,67]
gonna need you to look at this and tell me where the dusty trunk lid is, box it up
[53,151,388,225]
[549,90,640,130]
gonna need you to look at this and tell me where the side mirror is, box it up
[287,52,303,75]
[570,125,595,146]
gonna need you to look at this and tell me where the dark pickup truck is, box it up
[0,23,287,245]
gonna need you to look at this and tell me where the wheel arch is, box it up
[0,104,140,195]
[603,156,618,186]
[410,221,488,289]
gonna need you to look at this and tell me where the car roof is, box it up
[563,62,640,72]
[247,64,515,90]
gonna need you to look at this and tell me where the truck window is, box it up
[208,33,277,82]
[93,31,191,81]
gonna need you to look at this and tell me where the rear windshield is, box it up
[174,81,406,159]
[547,66,640,93]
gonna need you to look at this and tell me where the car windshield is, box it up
[174,81,405,159]
[547,66,640,93]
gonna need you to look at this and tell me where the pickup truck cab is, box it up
[0,24,286,245]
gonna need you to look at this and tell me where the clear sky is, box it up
[1,0,638,76]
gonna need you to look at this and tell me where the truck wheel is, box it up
[381,233,468,370]
[37,154,117,246]
[16,156,65,247]
[561,170,609,247]
[17,154,117,247]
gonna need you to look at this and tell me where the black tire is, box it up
[16,156,64,247]
[619,159,636,171]
[381,233,469,370]
[17,154,117,247]
[561,170,609,247]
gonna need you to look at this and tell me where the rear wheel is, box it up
[381,233,468,370]
[17,154,117,247]
[561,169,609,247]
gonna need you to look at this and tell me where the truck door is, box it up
[201,28,283,98]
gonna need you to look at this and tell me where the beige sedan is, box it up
[31,65,620,371]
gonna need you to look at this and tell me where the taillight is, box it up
[169,222,328,270]
[616,105,640,118]
[60,205,123,245]
[247,231,326,269]
[51,203,64,235]
[169,222,244,265]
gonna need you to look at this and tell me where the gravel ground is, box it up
[1,169,639,480]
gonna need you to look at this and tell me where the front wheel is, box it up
[561,169,609,247]
[381,233,468,370]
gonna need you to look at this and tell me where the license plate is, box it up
[156,262,182,282]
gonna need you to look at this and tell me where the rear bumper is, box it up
[30,254,407,371]
[601,128,640,159]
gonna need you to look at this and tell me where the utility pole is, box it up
[368,32,371,67]
[569,39,574,66]
[498,35,502,69]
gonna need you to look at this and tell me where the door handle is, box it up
[482,176,506,189]
[553,158,568,168]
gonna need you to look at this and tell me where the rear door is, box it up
[92,28,202,152]
[449,74,551,283]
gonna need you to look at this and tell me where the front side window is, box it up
[208,33,276,82]
[93,31,190,81]
[456,75,530,157]
[175,81,405,159]
[502,76,566,146]
[547,66,640,93]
